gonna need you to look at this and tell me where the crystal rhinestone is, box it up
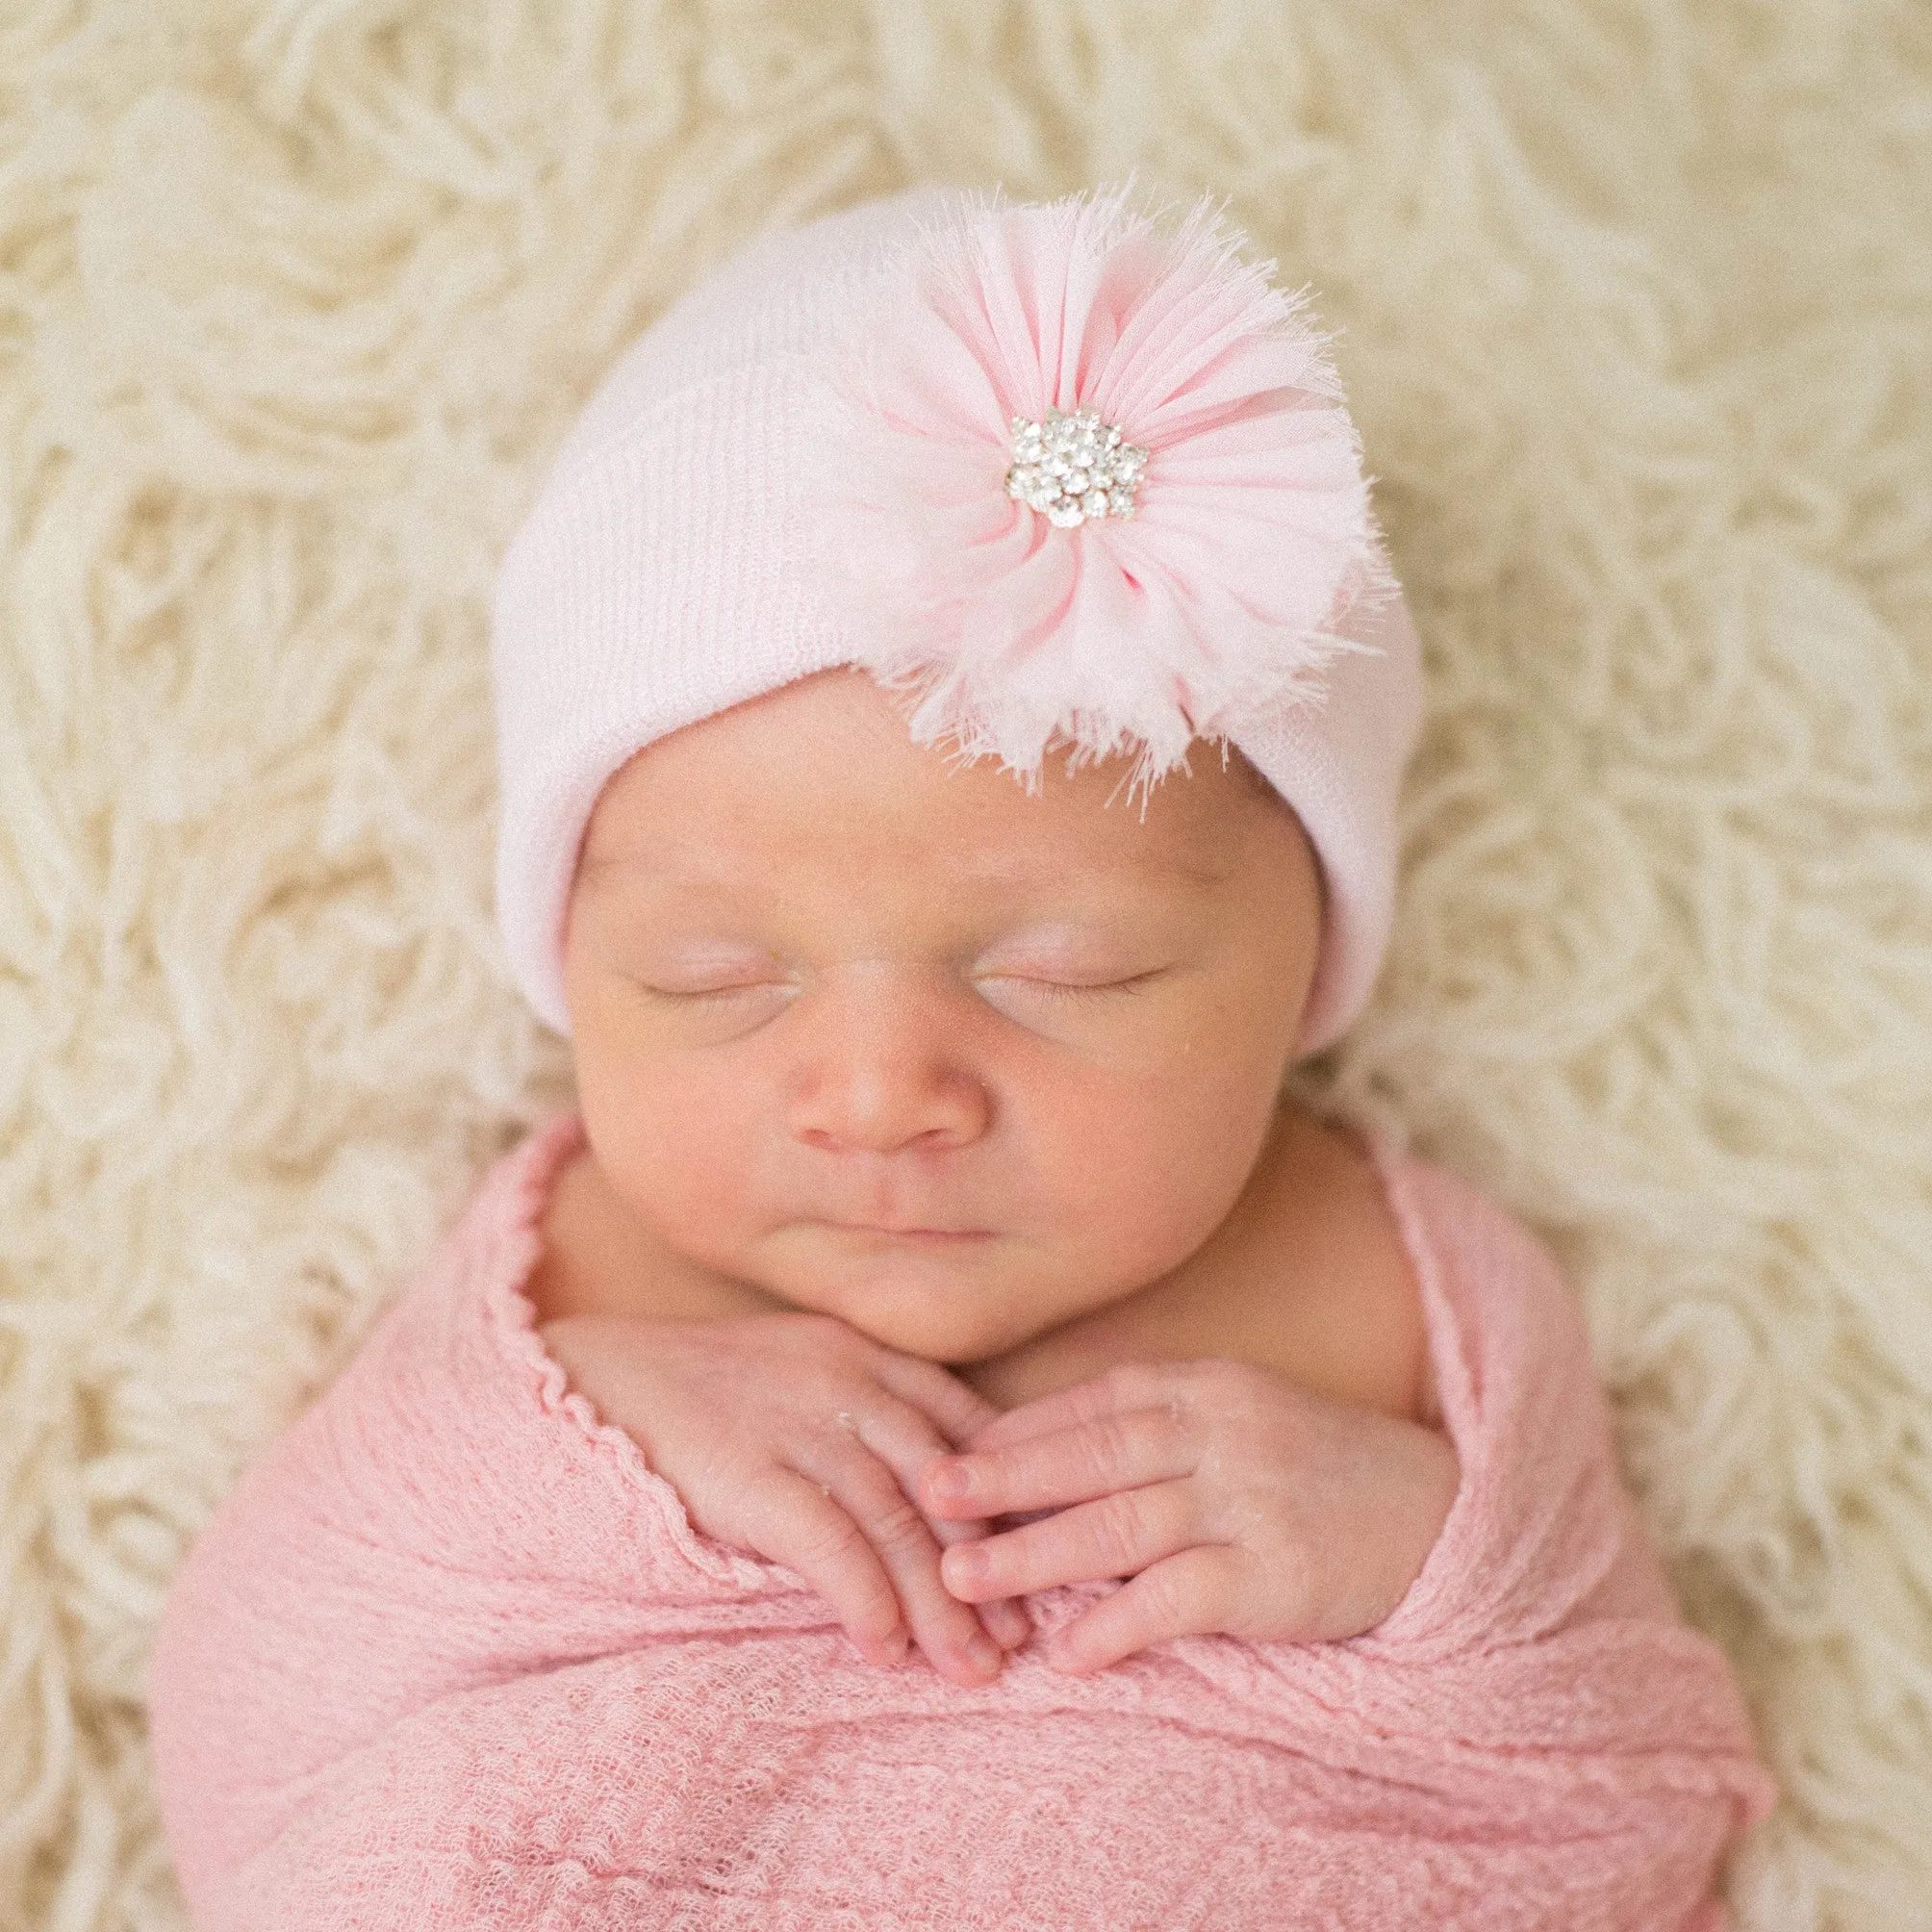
[1005,405,1148,525]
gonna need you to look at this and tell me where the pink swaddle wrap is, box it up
[146,1117,1773,1929]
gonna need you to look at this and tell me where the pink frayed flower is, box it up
[802,181,1393,794]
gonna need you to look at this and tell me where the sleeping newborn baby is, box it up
[531,660,1452,1685]
[146,184,1774,1929]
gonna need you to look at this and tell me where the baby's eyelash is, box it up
[639,974,1160,1005]
[1001,972,1158,1003]
[640,981,786,1002]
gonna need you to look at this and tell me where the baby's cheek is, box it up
[578,1059,759,1233]
[1033,1081,1270,1268]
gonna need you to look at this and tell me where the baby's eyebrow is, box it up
[953,849,1233,891]
[1139,850,1235,890]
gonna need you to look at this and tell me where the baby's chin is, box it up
[755,1238,1109,1368]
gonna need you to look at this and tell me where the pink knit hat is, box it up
[492,183,1422,1052]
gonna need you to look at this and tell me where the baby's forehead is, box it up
[575,782,1242,902]
[587,718,1269,889]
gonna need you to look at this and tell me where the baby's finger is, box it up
[751,1467,910,1668]
[870,1347,1009,1452]
[940,1478,1197,1603]
[793,1437,1006,1688]
[979,1593,1033,1649]
[910,1516,1033,1644]
[1042,1543,1234,1676]
[923,1402,1193,1520]
[954,1360,1185,1454]
[836,1390,1030,1651]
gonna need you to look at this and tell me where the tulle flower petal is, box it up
[801,182,1394,792]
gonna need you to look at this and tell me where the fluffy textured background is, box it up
[3,2,1928,1927]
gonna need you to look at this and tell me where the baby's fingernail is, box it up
[967,1632,1003,1675]
[928,1460,972,1501]
[989,1601,1030,1647]
[944,1543,990,1593]
[877,1630,909,1666]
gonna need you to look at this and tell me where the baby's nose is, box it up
[784,964,990,1157]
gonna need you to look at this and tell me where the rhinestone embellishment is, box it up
[1004,406,1149,527]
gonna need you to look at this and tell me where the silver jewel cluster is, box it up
[1004,406,1148,528]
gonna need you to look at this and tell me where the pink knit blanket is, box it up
[147,1118,1774,1930]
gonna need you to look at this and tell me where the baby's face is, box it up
[561,669,1322,1365]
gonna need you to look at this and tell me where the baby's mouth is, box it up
[818,1222,992,1247]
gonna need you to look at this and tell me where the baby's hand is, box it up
[919,1359,1460,1675]
[537,1311,1031,1686]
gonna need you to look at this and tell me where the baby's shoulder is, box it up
[1246,1106,1442,1427]
[521,1145,629,1328]
[1363,1139,1582,1338]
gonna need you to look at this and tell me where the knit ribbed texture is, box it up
[146,1120,1772,1930]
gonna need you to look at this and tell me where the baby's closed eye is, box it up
[977,968,1167,1004]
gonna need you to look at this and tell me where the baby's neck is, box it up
[525,1102,1435,1426]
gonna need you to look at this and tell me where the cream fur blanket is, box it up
[3,4,1928,1929]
